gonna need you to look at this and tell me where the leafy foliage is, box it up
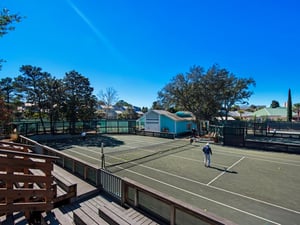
[0,8,22,37]
[1,65,97,134]
[63,70,97,133]
[158,64,256,125]
[0,97,12,127]
[0,8,23,70]
[270,100,280,108]
[0,77,14,104]
[15,65,51,132]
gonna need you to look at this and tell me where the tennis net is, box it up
[104,139,191,171]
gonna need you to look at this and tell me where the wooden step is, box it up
[73,203,109,225]
[98,204,131,225]
[0,212,29,225]
[42,207,74,225]
[125,208,159,225]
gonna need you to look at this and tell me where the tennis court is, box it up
[46,134,300,225]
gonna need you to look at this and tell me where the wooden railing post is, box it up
[170,205,175,225]
[5,153,14,214]
[133,187,138,207]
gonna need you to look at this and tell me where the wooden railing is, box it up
[19,135,101,187]
[122,178,236,225]
[0,148,58,219]
[0,141,32,152]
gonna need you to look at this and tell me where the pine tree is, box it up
[287,88,292,122]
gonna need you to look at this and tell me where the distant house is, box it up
[97,105,144,119]
[253,107,297,121]
[136,110,196,136]
[215,116,235,121]
[227,111,254,120]
[106,109,123,119]
[240,111,254,120]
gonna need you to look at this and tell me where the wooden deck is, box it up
[43,194,161,225]
[1,160,159,225]
[42,166,160,224]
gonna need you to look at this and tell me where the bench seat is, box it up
[73,203,109,225]
[98,204,132,225]
[42,207,75,225]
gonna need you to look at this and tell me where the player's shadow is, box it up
[209,166,238,174]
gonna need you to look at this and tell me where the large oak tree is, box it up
[157,64,256,129]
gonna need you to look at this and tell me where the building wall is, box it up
[137,117,145,130]
[160,115,175,133]
[138,110,196,135]
[160,116,194,134]
[176,121,193,134]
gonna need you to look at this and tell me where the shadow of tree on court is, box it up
[208,166,238,174]
[41,134,125,150]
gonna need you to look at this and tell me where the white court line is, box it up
[89,138,299,167]
[200,147,300,165]
[191,142,300,159]
[105,153,300,216]
[207,157,245,186]
[110,142,229,167]
[214,151,300,166]
[70,145,300,215]
[109,161,281,225]
[83,144,228,168]
[141,147,228,168]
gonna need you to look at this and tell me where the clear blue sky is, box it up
[1,0,299,108]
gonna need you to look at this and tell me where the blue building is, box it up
[137,110,196,136]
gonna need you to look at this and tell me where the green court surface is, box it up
[47,134,300,225]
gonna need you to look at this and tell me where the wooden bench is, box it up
[73,203,109,225]
[125,208,159,225]
[72,196,111,225]
[72,195,130,225]
[42,207,74,225]
[52,170,77,205]
[88,195,126,213]
[74,194,159,225]
[26,167,76,206]
[42,193,160,225]
[0,212,29,225]
[98,203,139,225]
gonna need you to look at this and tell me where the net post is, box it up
[101,142,105,169]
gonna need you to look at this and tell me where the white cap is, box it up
[206,143,209,146]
